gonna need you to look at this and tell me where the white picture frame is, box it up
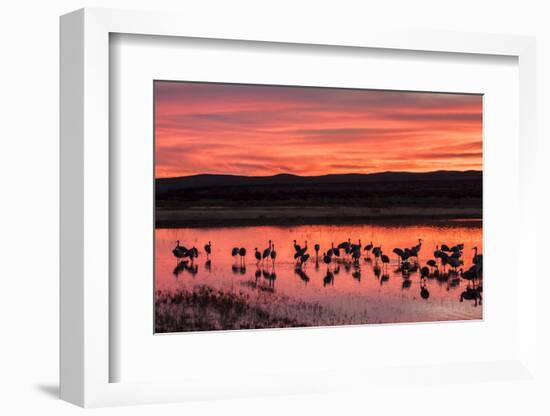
[60,7,538,407]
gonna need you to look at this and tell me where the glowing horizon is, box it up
[155,82,482,178]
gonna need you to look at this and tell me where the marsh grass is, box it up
[155,284,364,332]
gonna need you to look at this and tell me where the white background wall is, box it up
[0,0,548,414]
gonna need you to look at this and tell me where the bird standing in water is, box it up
[262,240,272,264]
[172,240,188,259]
[231,247,239,261]
[270,243,277,266]
[381,253,390,271]
[204,241,211,259]
[238,247,247,265]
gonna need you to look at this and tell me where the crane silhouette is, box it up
[262,240,272,264]
[204,241,211,259]
[238,247,247,265]
[270,243,277,266]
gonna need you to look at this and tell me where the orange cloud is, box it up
[155,82,482,178]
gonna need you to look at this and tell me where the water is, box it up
[155,221,482,333]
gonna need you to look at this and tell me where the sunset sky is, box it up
[155,81,482,178]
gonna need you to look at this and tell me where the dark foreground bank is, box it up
[155,171,482,228]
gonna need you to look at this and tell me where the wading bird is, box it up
[204,241,211,259]
[188,246,198,264]
[262,240,272,264]
[350,239,362,252]
[338,239,351,251]
[472,247,483,266]
[238,247,247,265]
[352,249,361,264]
[393,248,404,264]
[381,253,390,271]
[372,246,382,265]
[173,240,188,259]
[460,286,482,306]
[231,247,239,259]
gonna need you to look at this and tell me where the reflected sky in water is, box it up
[155,221,482,332]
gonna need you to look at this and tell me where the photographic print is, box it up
[154,81,483,333]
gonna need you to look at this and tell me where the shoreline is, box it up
[155,206,482,229]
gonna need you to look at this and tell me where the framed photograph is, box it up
[60,8,538,407]
[153,80,484,334]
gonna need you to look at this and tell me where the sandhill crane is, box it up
[427,259,437,274]
[393,248,404,264]
[338,239,351,251]
[173,240,188,259]
[460,287,482,306]
[472,247,483,266]
[364,240,373,253]
[372,246,382,265]
[351,249,361,263]
[204,241,211,258]
[460,266,478,282]
[381,253,390,271]
[448,257,461,274]
[401,260,411,275]
[188,247,198,264]
[231,247,239,259]
[262,240,272,263]
[238,247,247,265]
[330,242,340,258]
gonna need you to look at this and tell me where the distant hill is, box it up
[155,171,482,227]
[156,170,482,194]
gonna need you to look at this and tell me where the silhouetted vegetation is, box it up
[156,286,303,332]
[155,284,365,332]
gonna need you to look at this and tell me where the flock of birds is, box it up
[170,237,483,303]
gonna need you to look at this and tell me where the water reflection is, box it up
[155,221,483,333]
